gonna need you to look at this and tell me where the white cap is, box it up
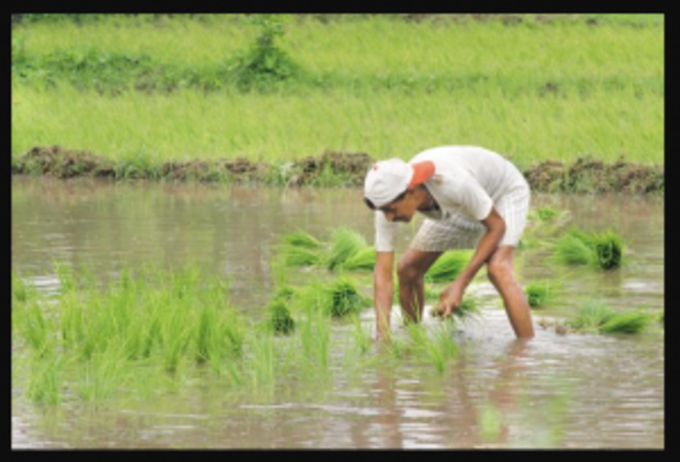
[363,159,413,208]
[364,158,435,208]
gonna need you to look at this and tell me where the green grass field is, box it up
[11,14,664,169]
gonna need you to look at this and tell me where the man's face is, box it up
[379,191,420,222]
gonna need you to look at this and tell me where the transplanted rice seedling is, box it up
[277,244,324,268]
[429,297,482,328]
[554,228,624,270]
[298,277,370,318]
[404,321,460,373]
[281,230,323,249]
[12,270,37,306]
[567,300,653,334]
[424,250,472,283]
[13,263,250,404]
[295,303,332,376]
[265,297,296,335]
[600,311,654,334]
[326,228,369,271]
[524,280,561,308]
[340,247,376,272]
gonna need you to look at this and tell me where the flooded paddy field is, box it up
[11,177,664,448]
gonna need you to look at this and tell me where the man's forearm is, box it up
[374,274,393,339]
[459,226,505,286]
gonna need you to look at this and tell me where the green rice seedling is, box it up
[424,251,472,283]
[340,247,376,272]
[524,280,561,308]
[600,311,654,334]
[195,302,221,363]
[532,206,561,222]
[555,228,624,270]
[265,298,296,335]
[404,322,459,373]
[12,270,36,305]
[347,314,373,357]
[659,311,664,324]
[478,402,504,443]
[325,277,371,318]
[247,329,277,389]
[16,301,52,355]
[592,230,624,270]
[327,228,368,271]
[296,304,332,374]
[277,245,323,268]
[297,277,370,318]
[281,230,323,249]
[568,301,617,333]
[429,297,481,327]
[76,345,128,402]
[25,351,63,405]
[554,231,594,266]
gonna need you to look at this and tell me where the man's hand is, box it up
[438,279,467,317]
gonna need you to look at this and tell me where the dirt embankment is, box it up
[13,146,663,194]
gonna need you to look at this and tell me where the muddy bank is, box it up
[12,146,664,194]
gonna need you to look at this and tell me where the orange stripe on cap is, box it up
[409,161,435,186]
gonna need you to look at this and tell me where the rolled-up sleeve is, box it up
[375,212,399,252]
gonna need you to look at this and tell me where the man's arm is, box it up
[439,207,506,315]
[374,251,394,340]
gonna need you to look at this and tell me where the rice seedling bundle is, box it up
[424,250,471,283]
[327,228,368,271]
[524,280,560,308]
[340,247,376,271]
[278,245,323,267]
[555,228,624,270]
[600,311,653,334]
[281,230,323,249]
[568,301,652,334]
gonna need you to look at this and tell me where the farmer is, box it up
[363,145,535,340]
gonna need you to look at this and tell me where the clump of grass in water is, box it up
[555,228,624,270]
[404,322,460,373]
[299,277,370,318]
[567,301,653,334]
[429,297,482,328]
[326,228,369,271]
[264,286,296,335]
[281,230,323,249]
[12,270,36,305]
[340,247,376,272]
[424,251,472,283]
[524,280,561,308]
[14,263,250,403]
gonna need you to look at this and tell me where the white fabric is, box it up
[363,158,414,208]
[374,146,529,252]
[410,185,530,251]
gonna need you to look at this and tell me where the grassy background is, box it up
[11,14,664,169]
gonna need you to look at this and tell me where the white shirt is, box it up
[374,146,528,252]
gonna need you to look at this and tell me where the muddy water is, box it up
[11,177,664,449]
